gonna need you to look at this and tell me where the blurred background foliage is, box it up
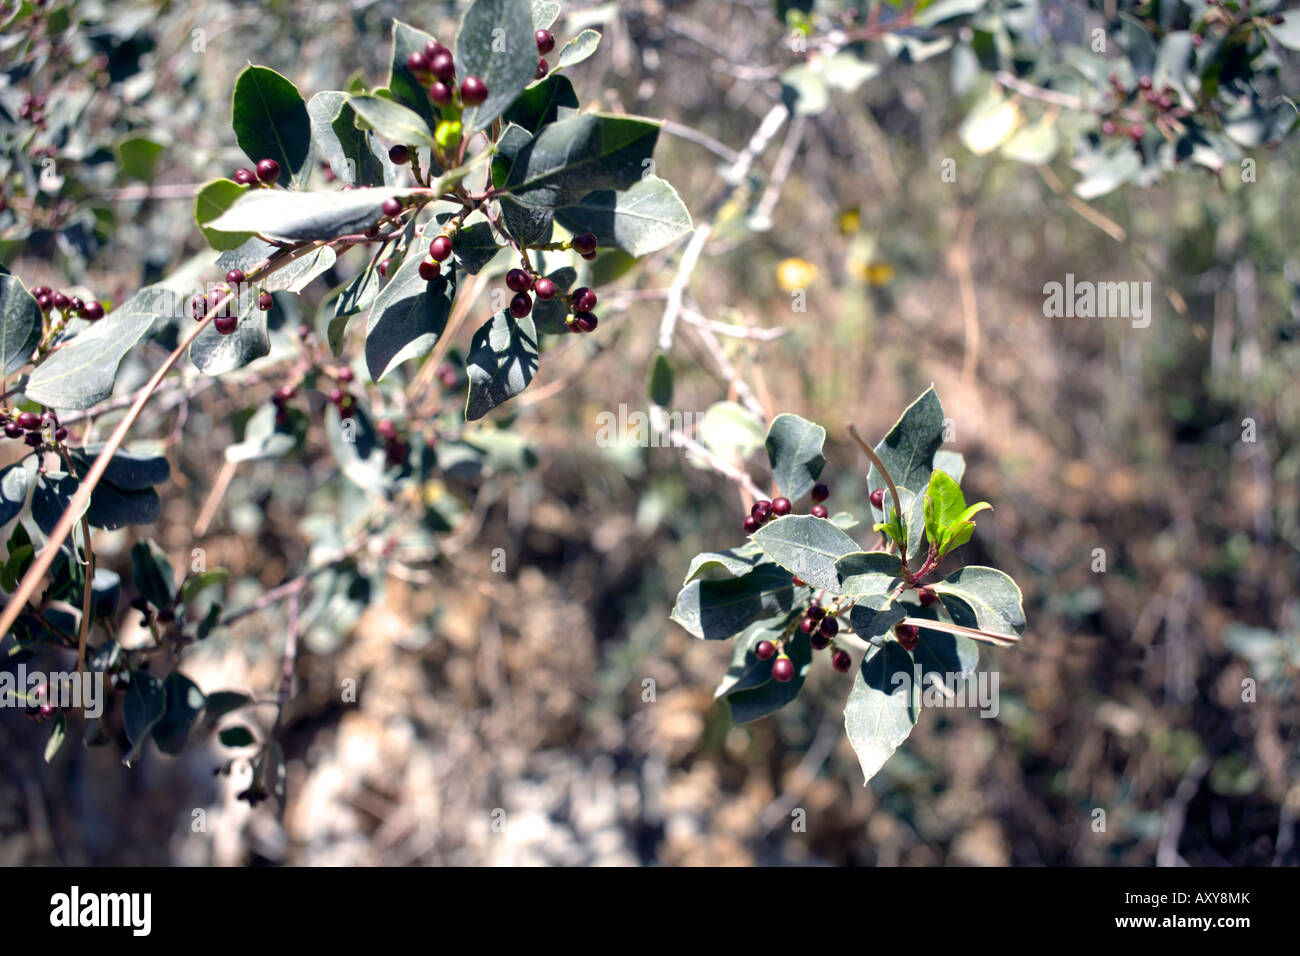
[1,0,1298,865]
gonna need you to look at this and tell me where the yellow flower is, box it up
[776,257,818,292]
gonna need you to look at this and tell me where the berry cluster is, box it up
[190,270,272,335]
[742,482,829,533]
[30,285,104,321]
[24,682,57,721]
[2,408,65,448]
[419,233,453,281]
[326,365,356,419]
[17,92,47,131]
[755,589,855,684]
[232,158,281,187]
[1099,74,1184,145]
[376,418,411,467]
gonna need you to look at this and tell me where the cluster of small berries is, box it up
[17,92,47,130]
[326,365,356,419]
[130,594,176,629]
[189,270,272,335]
[1100,75,1182,144]
[30,285,104,321]
[2,408,65,447]
[743,482,829,533]
[232,158,281,187]
[24,682,56,721]
[376,418,410,467]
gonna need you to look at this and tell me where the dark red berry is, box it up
[328,387,345,405]
[755,640,776,661]
[258,292,273,311]
[276,384,296,403]
[4,423,23,439]
[811,482,829,503]
[15,412,40,430]
[806,604,825,621]
[571,286,597,311]
[870,488,885,509]
[799,616,816,634]
[52,291,69,309]
[743,515,759,534]
[509,293,533,318]
[233,168,257,186]
[810,630,830,650]
[419,258,441,282]
[535,58,549,81]
[214,314,238,335]
[378,259,391,277]
[810,504,829,519]
[751,500,772,521]
[429,235,453,261]
[31,285,51,298]
[574,312,598,332]
[819,616,839,638]
[771,656,795,683]
[506,268,533,293]
[430,52,456,84]
[381,197,404,217]
[377,419,398,440]
[406,51,430,74]
[256,159,280,184]
[191,296,207,320]
[336,366,355,384]
[36,294,51,311]
[534,277,556,299]
[460,75,488,106]
[572,233,597,255]
[424,40,449,60]
[771,497,792,516]
[918,589,938,607]
[1138,75,1152,90]
[428,81,453,106]
[896,624,920,652]
[68,296,84,314]
[82,300,104,321]
[53,427,67,442]
[535,29,555,55]
[832,650,852,673]
[23,432,42,447]
[580,250,597,261]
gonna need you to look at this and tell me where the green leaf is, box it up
[114,135,165,183]
[182,569,229,605]
[219,725,257,748]
[0,460,31,526]
[844,641,918,784]
[195,179,253,250]
[697,401,765,465]
[725,631,813,723]
[123,671,166,766]
[365,238,457,382]
[31,472,81,538]
[848,600,906,641]
[325,259,384,354]
[0,274,42,376]
[932,449,965,483]
[764,413,826,502]
[456,0,540,135]
[206,186,417,242]
[326,404,387,495]
[670,564,797,641]
[555,29,600,69]
[999,115,1060,165]
[648,351,673,406]
[307,91,386,187]
[44,712,66,763]
[503,74,579,132]
[190,297,269,376]
[231,65,314,190]
[870,385,945,497]
[70,445,170,491]
[1269,11,1300,51]
[683,541,768,584]
[24,287,171,410]
[387,21,441,132]
[835,551,905,601]
[201,690,252,727]
[264,246,337,294]
[554,176,693,257]
[503,112,661,208]
[909,603,980,682]
[530,266,578,334]
[465,310,539,421]
[348,94,436,149]
[532,0,561,30]
[750,514,861,592]
[491,122,533,187]
[451,221,503,275]
[925,470,966,528]
[130,539,175,609]
[85,481,161,530]
[500,195,554,246]
[151,671,206,755]
[225,403,297,463]
[931,566,1026,639]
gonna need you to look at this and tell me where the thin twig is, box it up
[847,423,908,565]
